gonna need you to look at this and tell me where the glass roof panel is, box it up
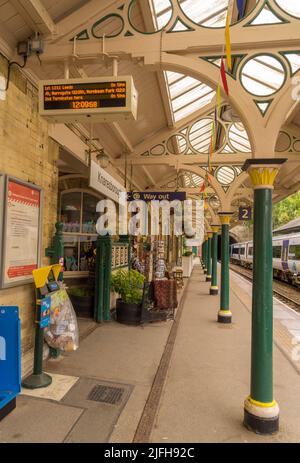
[178,0,259,27]
[283,53,300,74]
[165,71,215,122]
[178,0,229,27]
[216,166,236,186]
[229,123,251,152]
[240,55,286,96]
[169,76,201,100]
[275,0,300,18]
[183,172,204,188]
[250,6,283,25]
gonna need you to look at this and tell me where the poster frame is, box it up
[0,174,4,284]
[0,176,43,289]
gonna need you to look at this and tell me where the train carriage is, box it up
[230,233,300,287]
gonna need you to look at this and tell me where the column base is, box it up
[22,372,52,390]
[244,397,279,435]
[218,310,232,324]
[206,275,211,282]
[210,286,219,295]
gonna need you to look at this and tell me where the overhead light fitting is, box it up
[96,149,110,169]
[222,108,241,123]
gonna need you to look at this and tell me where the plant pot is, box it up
[69,294,94,318]
[116,298,142,325]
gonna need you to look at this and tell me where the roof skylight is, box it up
[165,71,215,123]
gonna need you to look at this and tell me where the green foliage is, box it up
[111,269,145,305]
[183,251,193,257]
[273,192,300,228]
[68,287,93,297]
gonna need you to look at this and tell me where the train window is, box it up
[240,248,245,255]
[289,245,300,260]
[272,246,282,259]
[233,247,239,255]
[248,247,253,256]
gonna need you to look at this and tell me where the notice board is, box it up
[1,177,42,288]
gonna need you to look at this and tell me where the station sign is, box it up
[39,76,138,122]
[238,206,252,221]
[89,161,126,204]
[127,192,187,202]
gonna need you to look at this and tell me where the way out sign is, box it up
[239,206,252,221]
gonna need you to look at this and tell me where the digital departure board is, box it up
[39,76,138,122]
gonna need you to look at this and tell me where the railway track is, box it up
[229,263,300,313]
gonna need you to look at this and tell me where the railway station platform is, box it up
[1,264,300,443]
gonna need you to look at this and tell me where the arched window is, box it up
[59,190,101,274]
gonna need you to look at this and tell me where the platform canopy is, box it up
[1,0,300,227]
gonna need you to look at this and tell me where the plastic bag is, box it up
[44,289,79,352]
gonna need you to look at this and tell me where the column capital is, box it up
[218,212,233,225]
[242,158,286,190]
[207,232,213,239]
[211,225,220,233]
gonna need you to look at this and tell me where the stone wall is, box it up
[0,54,59,356]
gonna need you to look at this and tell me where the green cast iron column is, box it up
[251,188,274,402]
[218,213,233,324]
[95,234,112,323]
[103,236,112,321]
[210,226,219,295]
[243,159,286,435]
[95,235,105,323]
[203,237,208,274]
[22,295,52,389]
[206,232,212,282]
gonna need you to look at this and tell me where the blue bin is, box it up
[0,307,21,418]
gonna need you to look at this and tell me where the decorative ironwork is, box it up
[112,244,129,269]
[70,1,300,43]
[140,107,251,158]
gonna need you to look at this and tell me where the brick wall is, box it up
[0,54,59,355]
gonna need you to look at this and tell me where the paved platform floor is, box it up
[1,265,300,443]
[0,306,176,443]
[151,266,300,443]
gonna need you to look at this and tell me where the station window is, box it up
[60,191,100,274]
[289,245,300,260]
[272,246,282,259]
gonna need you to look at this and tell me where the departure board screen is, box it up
[43,81,127,111]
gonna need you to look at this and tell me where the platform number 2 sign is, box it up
[239,207,252,221]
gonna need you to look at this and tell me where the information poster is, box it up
[40,297,51,329]
[2,178,41,287]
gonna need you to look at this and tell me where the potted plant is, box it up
[68,287,94,318]
[111,269,145,325]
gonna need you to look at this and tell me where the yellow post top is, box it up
[32,264,62,289]
[211,225,220,233]
[218,212,233,225]
[248,166,279,189]
[207,232,213,239]
[243,159,286,190]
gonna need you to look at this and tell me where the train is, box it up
[230,233,300,287]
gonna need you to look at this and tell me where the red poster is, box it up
[4,180,41,285]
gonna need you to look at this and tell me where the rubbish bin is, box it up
[0,306,21,421]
